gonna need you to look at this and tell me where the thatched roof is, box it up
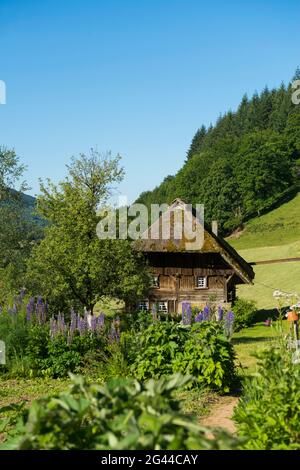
[135,198,254,284]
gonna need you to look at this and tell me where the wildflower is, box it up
[217,305,223,321]
[36,296,47,324]
[69,309,77,338]
[195,311,204,322]
[90,315,97,331]
[26,298,35,322]
[96,313,105,331]
[182,302,192,325]
[181,302,187,323]
[203,305,210,321]
[15,288,26,306]
[78,317,87,335]
[224,310,234,339]
[109,323,120,342]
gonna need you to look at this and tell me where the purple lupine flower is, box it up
[19,288,26,301]
[226,311,234,323]
[57,312,66,333]
[181,301,187,322]
[109,323,120,342]
[78,317,87,335]
[26,298,35,322]
[217,305,223,322]
[195,311,204,322]
[70,309,77,336]
[76,313,81,331]
[96,313,105,332]
[15,288,26,307]
[77,318,84,335]
[186,303,192,325]
[182,302,192,325]
[203,305,210,321]
[224,310,234,339]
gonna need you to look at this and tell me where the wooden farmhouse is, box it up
[135,198,254,314]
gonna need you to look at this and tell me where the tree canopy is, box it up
[26,150,150,313]
[137,71,300,234]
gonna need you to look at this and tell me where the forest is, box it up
[137,69,300,233]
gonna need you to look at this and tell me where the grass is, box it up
[233,321,290,376]
[228,192,300,250]
[174,388,217,419]
[226,192,300,309]
[236,261,300,309]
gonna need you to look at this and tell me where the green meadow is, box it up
[228,192,300,310]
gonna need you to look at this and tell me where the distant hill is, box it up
[20,192,46,226]
[21,192,36,208]
[137,69,300,235]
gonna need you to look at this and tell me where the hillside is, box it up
[137,70,300,235]
[227,192,300,309]
[21,192,36,208]
[229,192,300,251]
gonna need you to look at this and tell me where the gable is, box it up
[134,198,254,284]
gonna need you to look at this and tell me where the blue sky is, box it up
[0,0,299,202]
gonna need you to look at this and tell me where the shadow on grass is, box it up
[233,336,273,345]
[254,307,288,322]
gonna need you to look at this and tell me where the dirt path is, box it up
[199,396,239,434]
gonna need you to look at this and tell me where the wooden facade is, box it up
[135,199,254,314]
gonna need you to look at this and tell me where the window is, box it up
[158,301,168,313]
[196,276,207,288]
[139,300,149,311]
[152,276,160,288]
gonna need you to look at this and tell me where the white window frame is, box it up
[158,301,168,313]
[196,276,207,289]
[138,300,149,311]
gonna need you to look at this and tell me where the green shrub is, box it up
[26,330,106,378]
[173,322,236,393]
[122,309,153,332]
[130,322,189,380]
[234,345,300,449]
[0,310,28,373]
[2,374,239,450]
[232,298,257,331]
[129,321,237,392]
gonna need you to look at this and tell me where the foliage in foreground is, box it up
[0,374,239,450]
[128,321,237,393]
[234,344,300,449]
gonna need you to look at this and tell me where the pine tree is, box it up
[186,125,206,160]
